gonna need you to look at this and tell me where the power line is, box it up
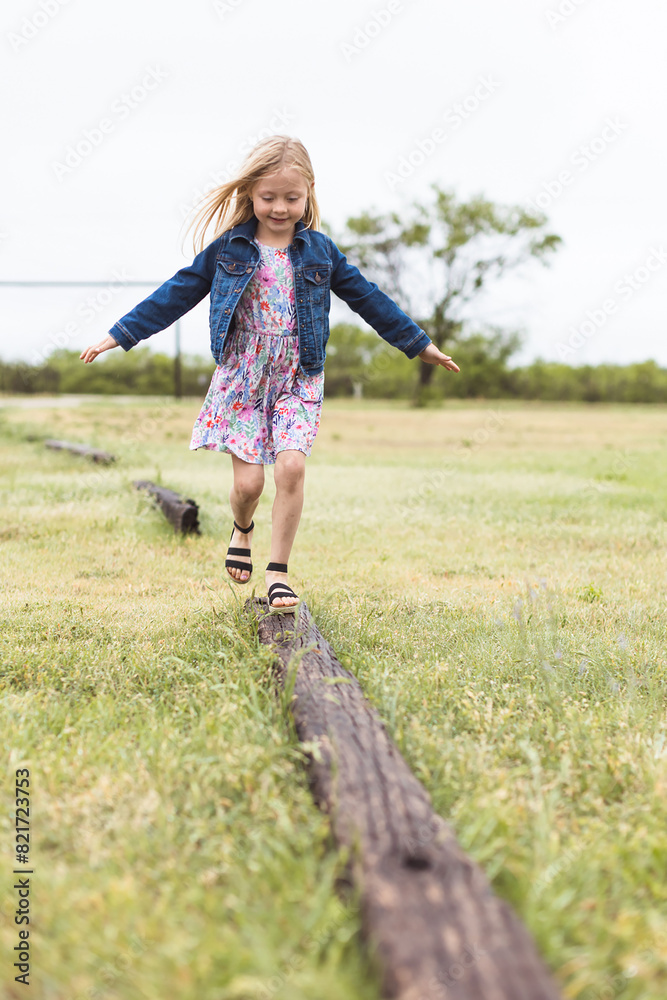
[0,279,182,398]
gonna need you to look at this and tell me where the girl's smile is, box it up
[251,166,312,246]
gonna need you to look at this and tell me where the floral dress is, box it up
[190,240,324,464]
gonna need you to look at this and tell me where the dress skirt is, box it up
[189,325,324,465]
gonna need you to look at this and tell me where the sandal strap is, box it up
[266,562,288,573]
[233,520,254,534]
[268,582,298,601]
[226,558,253,571]
[226,523,253,580]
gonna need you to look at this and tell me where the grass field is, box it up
[1,395,666,1000]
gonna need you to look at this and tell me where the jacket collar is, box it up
[229,216,312,247]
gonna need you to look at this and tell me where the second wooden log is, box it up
[133,480,200,534]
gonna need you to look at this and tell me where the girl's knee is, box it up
[233,470,264,505]
[275,451,305,488]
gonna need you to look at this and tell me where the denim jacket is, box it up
[109,217,431,375]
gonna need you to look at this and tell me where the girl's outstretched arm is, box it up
[79,334,119,364]
[418,343,460,372]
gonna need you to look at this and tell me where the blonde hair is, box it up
[183,135,321,254]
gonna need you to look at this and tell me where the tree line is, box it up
[1,335,666,403]
[2,185,664,403]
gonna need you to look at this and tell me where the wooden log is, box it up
[133,480,200,534]
[252,598,562,1000]
[45,438,116,465]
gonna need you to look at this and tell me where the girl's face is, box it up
[250,166,312,245]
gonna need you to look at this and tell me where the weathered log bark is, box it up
[133,480,200,534]
[45,439,116,465]
[252,598,562,1000]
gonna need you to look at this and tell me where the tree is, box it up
[336,185,561,404]
[323,323,387,397]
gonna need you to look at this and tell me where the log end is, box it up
[133,480,200,535]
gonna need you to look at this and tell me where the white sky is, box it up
[1,0,666,368]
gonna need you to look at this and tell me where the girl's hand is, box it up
[79,334,119,364]
[418,343,460,372]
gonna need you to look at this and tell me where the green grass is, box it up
[1,396,666,999]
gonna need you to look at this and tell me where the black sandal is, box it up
[225,520,254,584]
[266,562,299,613]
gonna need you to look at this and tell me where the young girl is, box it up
[80,136,459,611]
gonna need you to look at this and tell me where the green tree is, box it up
[336,185,561,403]
[323,323,388,397]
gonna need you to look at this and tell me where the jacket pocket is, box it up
[303,265,329,288]
[217,256,253,275]
[303,265,330,337]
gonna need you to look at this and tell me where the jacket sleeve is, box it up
[327,237,431,358]
[109,238,221,351]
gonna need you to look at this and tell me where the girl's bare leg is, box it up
[266,449,305,607]
[227,454,265,582]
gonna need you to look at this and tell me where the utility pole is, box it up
[174,317,182,398]
[0,279,183,399]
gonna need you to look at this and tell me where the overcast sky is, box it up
[2,0,665,369]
